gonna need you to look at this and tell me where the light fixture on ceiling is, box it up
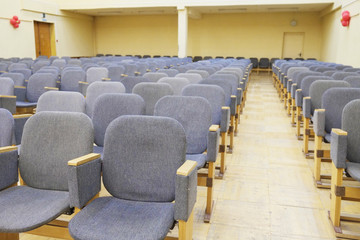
[290,19,297,26]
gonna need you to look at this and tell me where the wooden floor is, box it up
[22,73,358,240]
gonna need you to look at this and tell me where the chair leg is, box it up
[204,162,214,223]
[303,117,310,154]
[178,210,194,240]
[216,132,227,179]
[0,233,19,240]
[287,96,292,116]
[330,162,343,229]
[314,135,322,185]
[227,116,234,153]
[235,105,240,134]
[296,107,302,137]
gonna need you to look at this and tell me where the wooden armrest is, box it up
[177,160,197,176]
[222,106,230,110]
[170,65,174,67]
[134,72,141,74]
[56,81,61,84]
[15,86,26,89]
[332,128,348,136]
[231,95,236,98]
[240,81,244,84]
[155,68,160,70]
[304,97,311,100]
[146,69,151,72]
[0,71,7,73]
[79,81,89,85]
[315,109,325,112]
[25,80,29,82]
[44,87,59,90]
[0,95,16,98]
[121,74,128,77]
[68,153,101,166]
[237,88,241,90]
[209,124,220,132]
[296,89,302,92]
[0,146,18,153]
[13,114,32,119]
[102,78,111,81]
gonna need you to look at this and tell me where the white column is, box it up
[178,6,188,58]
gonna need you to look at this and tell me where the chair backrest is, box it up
[51,59,66,69]
[342,100,360,163]
[158,77,190,95]
[19,112,93,191]
[132,82,173,115]
[200,79,232,107]
[0,77,14,95]
[9,69,31,83]
[37,91,86,113]
[61,69,86,91]
[93,93,145,147]
[335,65,352,70]
[86,67,108,84]
[121,76,150,93]
[85,81,126,117]
[68,59,82,66]
[315,66,336,73]
[154,96,212,154]
[309,80,350,114]
[102,115,186,202]
[259,58,270,68]
[196,66,216,75]
[300,76,333,97]
[344,76,360,88]
[8,63,28,72]
[107,65,126,82]
[323,70,337,77]
[182,84,225,125]
[176,73,202,84]
[208,73,237,95]
[322,88,360,134]
[26,73,57,103]
[287,67,309,80]
[157,68,179,77]
[186,69,209,79]
[332,72,359,80]
[0,108,14,147]
[32,60,50,73]
[344,68,360,73]
[143,72,168,82]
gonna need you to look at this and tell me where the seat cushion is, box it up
[16,101,37,108]
[69,197,174,240]
[0,186,70,232]
[186,153,207,169]
[324,133,331,143]
[346,162,360,182]
[93,145,103,159]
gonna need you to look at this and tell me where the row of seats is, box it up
[272,59,360,239]
[0,57,252,239]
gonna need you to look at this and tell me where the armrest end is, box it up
[313,109,326,136]
[331,128,348,169]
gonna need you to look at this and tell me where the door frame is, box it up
[281,32,305,59]
[34,21,57,57]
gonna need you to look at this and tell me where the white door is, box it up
[282,32,304,59]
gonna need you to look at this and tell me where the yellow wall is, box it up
[321,0,360,67]
[95,15,178,56]
[0,0,94,58]
[188,12,322,59]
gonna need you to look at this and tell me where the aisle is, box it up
[192,73,335,239]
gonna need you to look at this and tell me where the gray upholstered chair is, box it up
[0,112,100,239]
[182,84,230,179]
[68,59,82,66]
[143,72,168,82]
[32,60,50,73]
[92,93,145,157]
[344,76,360,88]
[154,96,220,223]
[10,69,32,82]
[0,77,16,114]
[158,77,190,96]
[329,99,360,239]
[0,108,14,147]
[332,72,358,80]
[37,91,86,113]
[186,69,209,79]
[1,73,25,87]
[69,115,197,240]
[107,65,126,82]
[51,59,66,69]
[132,82,173,115]
[121,76,150,93]
[85,81,126,118]
[196,66,216,75]
[176,73,202,84]
[15,73,58,114]
[86,67,109,84]
[312,88,360,188]
[61,68,86,93]
[302,80,350,157]
[158,68,179,77]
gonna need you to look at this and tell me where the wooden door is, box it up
[34,21,52,58]
[282,32,305,59]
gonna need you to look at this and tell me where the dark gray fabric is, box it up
[93,93,145,146]
[303,97,311,118]
[14,116,30,145]
[69,197,174,240]
[143,72,168,82]
[0,109,14,147]
[15,101,37,108]
[60,69,85,92]
[0,186,70,232]
[93,145,103,158]
[230,95,237,116]
[322,88,360,134]
[158,77,190,95]
[10,69,32,82]
[85,81,126,117]
[68,158,101,208]
[291,83,297,98]
[182,84,225,126]
[300,76,333,97]
[207,127,220,162]
[287,67,309,81]
[132,82,173,115]
[0,77,14,95]
[121,76,150,93]
[37,91,86,113]
[0,96,16,114]
[332,72,358,80]
[208,74,237,96]
[176,73,202,84]
[26,73,57,103]
[342,100,360,163]
[220,107,230,132]
[1,74,24,88]
[344,76,360,88]
[200,79,232,107]
[309,80,350,115]
[330,130,347,169]
[186,154,207,169]
[0,149,18,190]
[346,162,360,182]
[187,69,209,79]
[313,109,325,136]
[323,71,337,77]
[107,65,126,81]
[154,96,212,154]
[19,112,94,191]
[294,71,322,86]
[103,116,186,202]
[175,165,197,221]
[86,67,108,84]
[158,68,179,77]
